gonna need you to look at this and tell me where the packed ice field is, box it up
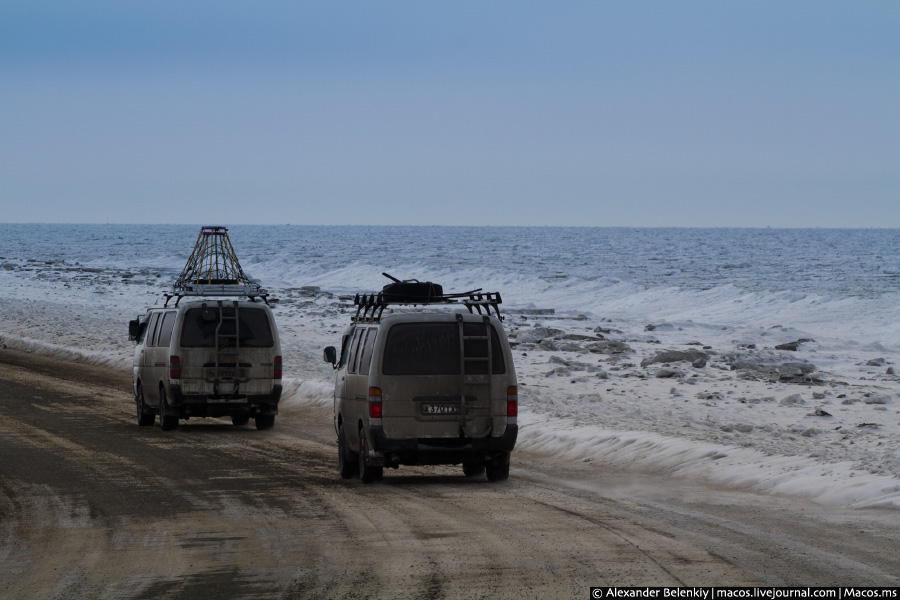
[2,224,899,509]
[2,269,899,510]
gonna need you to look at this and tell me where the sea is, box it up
[1,224,899,348]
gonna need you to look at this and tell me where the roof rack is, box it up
[351,273,503,323]
[164,226,269,306]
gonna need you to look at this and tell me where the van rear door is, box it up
[379,317,504,440]
[178,304,277,396]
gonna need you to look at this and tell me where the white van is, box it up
[324,279,518,483]
[129,299,282,431]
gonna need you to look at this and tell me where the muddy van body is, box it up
[130,299,282,431]
[325,287,518,483]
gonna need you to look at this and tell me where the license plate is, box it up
[210,397,246,404]
[210,368,243,379]
[422,403,459,415]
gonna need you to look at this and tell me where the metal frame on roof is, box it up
[165,226,269,306]
[351,289,503,323]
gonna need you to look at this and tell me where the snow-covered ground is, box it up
[1,269,899,509]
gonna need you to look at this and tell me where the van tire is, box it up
[463,462,485,478]
[135,383,155,427]
[159,387,179,431]
[358,429,383,484]
[485,457,510,482]
[255,415,275,430]
[338,424,356,479]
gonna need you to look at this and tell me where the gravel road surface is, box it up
[2,349,898,599]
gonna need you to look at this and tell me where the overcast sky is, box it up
[2,1,898,227]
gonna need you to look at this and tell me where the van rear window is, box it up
[180,307,275,348]
[383,323,460,375]
[462,323,507,375]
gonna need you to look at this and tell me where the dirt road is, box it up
[1,349,898,599]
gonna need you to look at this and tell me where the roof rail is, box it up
[165,226,269,306]
[351,274,502,322]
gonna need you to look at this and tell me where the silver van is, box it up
[129,299,282,431]
[324,280,518,483]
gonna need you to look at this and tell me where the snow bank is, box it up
[516,409,900,509]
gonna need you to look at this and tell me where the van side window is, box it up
[352,329,373,374]
[136,319,150,344]
[146,313,161,347]
[347,329,364,374]
[338,331,353,369]
[359,329,378,376]
[157,311,177,348]
[383,323,460,376]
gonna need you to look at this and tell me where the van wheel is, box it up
[255,414,275,430]
[337,425,356,479]
[485,456,510,482]
[231,415,250,426]
[159,387,179,431]
[358,429,383,484]
[463,462,485,478]
[135,383,155,427]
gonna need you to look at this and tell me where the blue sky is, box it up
[2,1,898,227]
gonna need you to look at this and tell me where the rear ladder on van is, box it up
[457,313,493,437]
[213,300,241,395]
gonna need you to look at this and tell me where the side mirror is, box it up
[128,319,141,342]
[323,346,337,367]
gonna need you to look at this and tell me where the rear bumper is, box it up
[167,383,281,417]
[369,424,518,466]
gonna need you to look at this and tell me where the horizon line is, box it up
[1,222,899,231]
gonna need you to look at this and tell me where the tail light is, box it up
[169,356,181,380]
[274,355,282,380]
[368,387,383,419]
[506,386,518,417]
